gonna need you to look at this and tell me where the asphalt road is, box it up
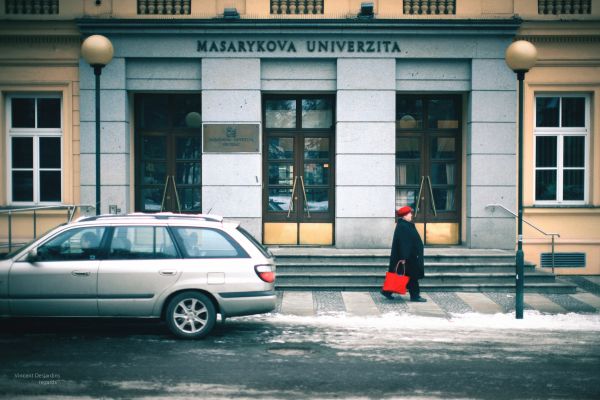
[1,312,599,400]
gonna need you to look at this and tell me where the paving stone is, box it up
[342,292,380,316]
[429,292,473,314]
[405,293,446,318]
[280,291,314,316]
[570,292,600,311]
[560,276,600,296]
[545,294,597,313]
[313,291,346,314]
[524,293,567,314]
[369,291,409,313]
[457,292,504,314]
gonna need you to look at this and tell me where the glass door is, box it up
[263,96,335,245]
[135,94,202,213]
[396,95,461,245]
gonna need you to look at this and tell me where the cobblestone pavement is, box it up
[275,276,600,317]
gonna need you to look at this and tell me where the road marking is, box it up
[280,291,314,316]
[341,292,380,316]
[405,293,446,318]
[570,292,600,311]
[456,292,504,314]
[524,294,567,314]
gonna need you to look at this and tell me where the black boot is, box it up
[380,290,393,300]
[410,296,427,302]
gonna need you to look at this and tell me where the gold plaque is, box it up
[203,124,260,153]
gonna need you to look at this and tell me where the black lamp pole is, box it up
[516,70,525,319]
[94,65,103,215]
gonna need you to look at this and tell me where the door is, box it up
[9,226,107,316]
[98,226,180,316]
[396,95,461,245]
[263,96,335,245]
[136,94,202,213]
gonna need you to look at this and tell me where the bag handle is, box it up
[393,260,406,276]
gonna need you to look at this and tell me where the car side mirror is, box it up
[26,248,39,263]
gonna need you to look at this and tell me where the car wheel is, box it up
[166,292,216,339]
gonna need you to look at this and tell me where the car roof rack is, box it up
[75,212,224,223]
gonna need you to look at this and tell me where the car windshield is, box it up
[237,227,272,258]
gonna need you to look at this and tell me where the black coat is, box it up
[388,219,425,279]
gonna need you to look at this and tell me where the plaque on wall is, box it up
[203,124,260,153]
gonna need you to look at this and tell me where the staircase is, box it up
[271,247,577,293]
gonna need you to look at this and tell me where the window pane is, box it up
[396,137,420,159]
[37,98,61,128]
[427,99,459,129]
[431,163,456,185]
[176,136,201,160]
[305,189,328,212]
[155,227,178,258]
[173,227,242,258]
[40,171,61,202]
[37,227,106,261]
[268,188,292,211]
[266,100,296,128]
[564,136,585,168]
[269,164,294,185]
[433,189,455,212]
[12,171,33,201]
[177,188,201,212]
[110,227,177,259]
[536,136,557,167]
[142,136,167,160]
[536,97,559,127]
[39,137,61,168]
[11,98,35,128]
[301,99,332,129]
[141,188,163,211]
[176,162,201,185]
[396,163,420,185]
[268,137,294,160]
[395,189,417,210]
[563,170,584,201]
[140,95,169,129]
[536,170,557,201]
[12,137,33,168]
[562,97,585,127]
[397,98,423,129]
[304,138,329,159]
[304,163,329,185]
[172,95,202,128]
[431,137,456,159]
[142,162,166,185]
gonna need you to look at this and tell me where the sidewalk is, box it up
[273,276,600,318]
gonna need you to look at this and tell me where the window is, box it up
[7,94,62,204]
[172,227,248,258]
[534,94,589,204]
[37,227,107,262]
[108,226,178,260]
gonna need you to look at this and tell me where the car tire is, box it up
[165,292,216,339]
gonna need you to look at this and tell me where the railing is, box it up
[271,0,324,15]
[403,0,456,15]
[538,0,591,14]
[138,0,191,15]
[486,203,561,273]
[5,0,59,14]
[0,205,94,253]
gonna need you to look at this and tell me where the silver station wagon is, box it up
[0,213,276,339]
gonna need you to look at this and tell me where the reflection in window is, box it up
[396,137,420,159]
[304,138,329,159]
[268,137,294,160]
[305,189,328,212]
[37,227,106,261]
[172,227,245,258]
[304,163,329,185]
[301,99,332,129]
[268,188,292,211]
[427,99,458,129]
[109,226,178,259]
[396,98,423,129]
[266,100,296,128]
[269,165,294,185]
[395,189,417,210]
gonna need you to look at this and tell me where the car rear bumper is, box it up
[217,290,276,317]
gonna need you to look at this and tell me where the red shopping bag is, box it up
[382,260,410,295]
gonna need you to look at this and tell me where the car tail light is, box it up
[254,264,275,283]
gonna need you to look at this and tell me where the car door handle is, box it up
[159,270,177,276]
[72,270,91,277]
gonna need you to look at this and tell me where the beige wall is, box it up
[0,21,81,244]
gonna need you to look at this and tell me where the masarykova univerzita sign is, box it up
[203,124,261,153]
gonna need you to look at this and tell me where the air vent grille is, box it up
[541,252,586,268]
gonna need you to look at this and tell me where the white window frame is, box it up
[533,93,590,205]
[6,93,63,205]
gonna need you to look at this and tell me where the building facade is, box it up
[1,0,599,275]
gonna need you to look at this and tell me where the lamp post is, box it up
[505,40,537,319]
[81,35,114,215]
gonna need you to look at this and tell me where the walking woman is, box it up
[381,206,427,302]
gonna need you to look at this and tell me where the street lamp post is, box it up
[505,40,537,319]
[81,35,114,215]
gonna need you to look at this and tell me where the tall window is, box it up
[534,94,589,204]
[7,94,62,204]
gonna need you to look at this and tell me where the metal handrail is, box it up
[0,204,95,252]
[486,203,560,273]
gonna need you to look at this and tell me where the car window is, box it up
[172,227,248,258]
[36,227,107,261]
[108,226,178,260]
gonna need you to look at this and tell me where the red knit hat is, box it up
[396,206,413,217]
